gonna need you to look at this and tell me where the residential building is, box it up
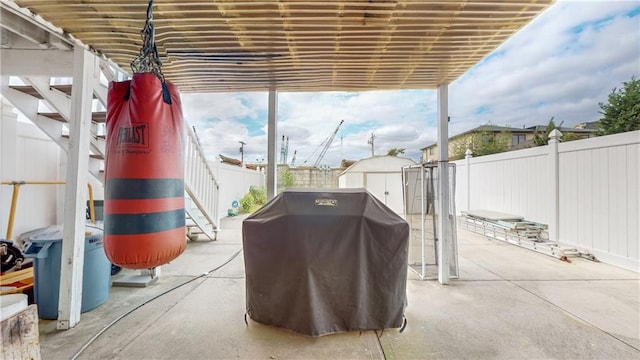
[421,124,597,162]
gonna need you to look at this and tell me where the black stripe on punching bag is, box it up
[106,178,184,200]
[104,209,186,235]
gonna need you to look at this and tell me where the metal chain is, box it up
[131,0,165,80]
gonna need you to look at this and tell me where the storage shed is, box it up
[338,156,416,215]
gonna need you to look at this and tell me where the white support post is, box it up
[548,129,562,243]
[465,149,473,212]
[266,89,278,200]
[57,47,95,330]
[437,84,450,285]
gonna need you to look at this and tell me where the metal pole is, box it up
[5,183,21,240]
[239,141,246,166]
[420,165,425,279]
[465,149,473,212]
[1,181,67,240]
[266,89,278,199]
[368,133,375,157]
[437,84,450,285]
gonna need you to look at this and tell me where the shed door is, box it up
[365,173,404,215]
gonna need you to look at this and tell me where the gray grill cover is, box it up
[242,188,409,336]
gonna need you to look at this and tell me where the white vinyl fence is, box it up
[453,130,640,272]
[208,161,265,215]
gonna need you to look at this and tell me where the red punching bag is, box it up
[104,73,186,269]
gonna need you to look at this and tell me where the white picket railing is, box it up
[183,124,220,240]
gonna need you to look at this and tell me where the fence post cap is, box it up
[549,129,563,140]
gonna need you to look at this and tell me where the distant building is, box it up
[572,121,600,130]
[421,124,597,162]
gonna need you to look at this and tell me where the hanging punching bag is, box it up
[104,73,186,269]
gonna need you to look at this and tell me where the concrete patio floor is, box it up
[38,215,640,360]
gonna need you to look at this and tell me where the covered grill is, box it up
[242,188,409,336]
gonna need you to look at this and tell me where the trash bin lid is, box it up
[28,225,103,244]
[29,226,63,243]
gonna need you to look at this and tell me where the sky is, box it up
[182,0,640,167]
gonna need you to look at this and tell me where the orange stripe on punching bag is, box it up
[104,73,186,269]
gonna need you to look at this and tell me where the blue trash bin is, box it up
[24,226,111,319]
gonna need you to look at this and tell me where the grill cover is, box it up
[242,188,409,336]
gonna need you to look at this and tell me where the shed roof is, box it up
[339,155,416,175]
[10,0,554,93]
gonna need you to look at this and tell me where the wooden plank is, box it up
[38,111,105,123]
[8,85,43,99]
[9,84,91,102]
[0,268,33,286]
[50,84,72,96]
[38,112,66,123]
[0,305,41,360]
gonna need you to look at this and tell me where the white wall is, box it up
[208,161,265,214]
[1,104,62,239]
[453,131,640,272]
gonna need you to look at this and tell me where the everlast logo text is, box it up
[116,123,149,148]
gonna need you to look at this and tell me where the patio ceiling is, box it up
[9,0,553,93]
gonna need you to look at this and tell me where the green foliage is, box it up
[386,147,406,156]
[239,192,255,213]
[279,167,296,190]
[561,132,582,142]
[239,186,267,214]
[451,130,511,159]
[450,134,475,160]
[533,117,563,146]
[475,130,511,156]
[532,117,582,144]
[597,77,640,135]
[249,186,267,206]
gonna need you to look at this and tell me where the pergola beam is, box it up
[0,49,73,77]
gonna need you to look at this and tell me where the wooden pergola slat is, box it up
[12,0,554,92]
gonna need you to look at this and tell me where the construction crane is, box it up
[290,150,297,167]
[284,136,289,164]
[279,135,290,164]
[303,120,345,167]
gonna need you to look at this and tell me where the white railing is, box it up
[184,124,220,239]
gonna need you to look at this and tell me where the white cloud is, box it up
[184,1,639,167]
